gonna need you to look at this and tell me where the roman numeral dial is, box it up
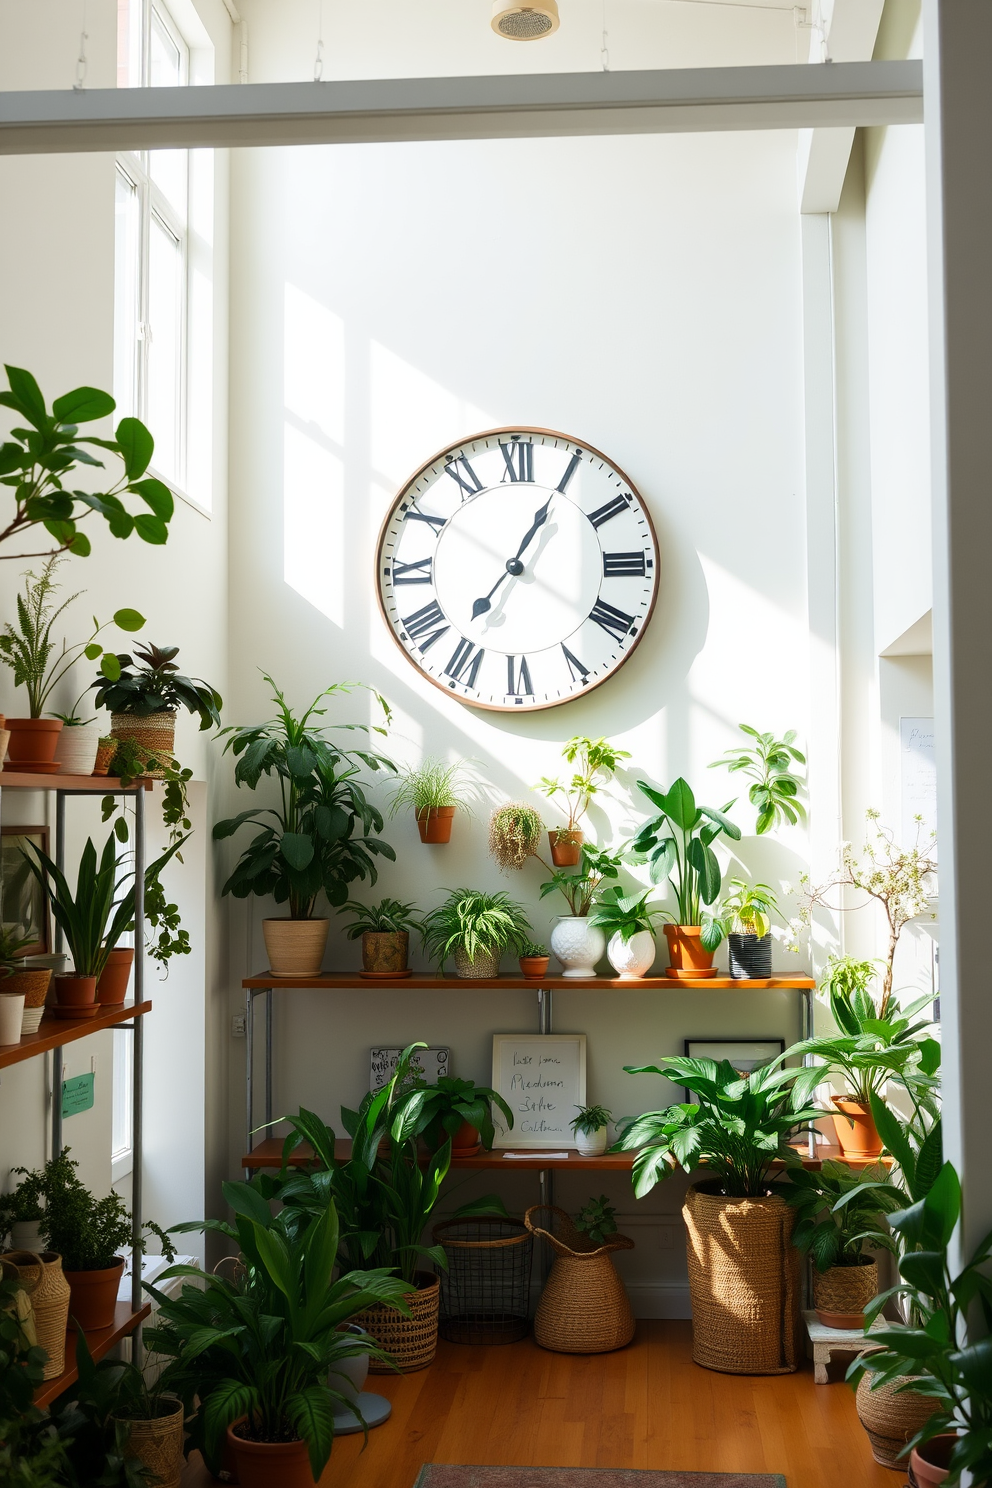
[376,428,659,711]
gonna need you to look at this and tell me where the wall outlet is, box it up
[231,1013,246,1038]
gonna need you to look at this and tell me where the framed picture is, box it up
[491,1033,586,1149]
[370,1046,449,1092]
[1,826,50,957]
[681,1038,786,1103]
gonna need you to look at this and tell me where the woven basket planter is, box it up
[813,1257,878,1327]
[353,1271,440,1373]
[524,1205,635,1354]
[362,931,409,973]
[453,946,500,979]
[1,1249,70,1379]
[118,1397,185,1488]
[856,1370,942,1468]
[2,968,51,1009]
[682,1183,801,1375]
[110,711,176,776]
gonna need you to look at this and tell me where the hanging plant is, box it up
[488,803,544,871]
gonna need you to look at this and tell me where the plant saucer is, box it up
[358,968,413,979]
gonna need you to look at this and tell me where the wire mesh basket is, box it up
[432,1217,534,1345]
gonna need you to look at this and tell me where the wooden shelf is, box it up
[0,771,153,791]
[242,1136,884,1172]
[243,972,815,991]
[33,1301,151,1408]
[0,1001,152,1070]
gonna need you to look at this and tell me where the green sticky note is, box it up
[62,1072,95,1119]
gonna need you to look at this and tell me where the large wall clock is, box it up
[375,428,660,712]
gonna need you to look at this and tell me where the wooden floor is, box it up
[181,1322,906,1487]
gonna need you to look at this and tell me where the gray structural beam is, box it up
[0,61,922,155]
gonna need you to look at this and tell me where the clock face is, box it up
[376,429,660,712]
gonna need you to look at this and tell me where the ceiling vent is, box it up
[491,0,560,40]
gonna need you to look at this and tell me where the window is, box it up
[111,1027,134,1182]
[114,0,190,491]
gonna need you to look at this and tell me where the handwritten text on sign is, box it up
[491,1034,586,1149]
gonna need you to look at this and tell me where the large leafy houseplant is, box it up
[0,364,173,561]
[631,777,741,949]
[420,888,531,973]
[213,676,395,920]
[49,1331,173,1488]
[90,642,221,730]
[398,1073,514,1153]
[784,1158,899,1273]
[709,723,807,835]
[539,843,624,917]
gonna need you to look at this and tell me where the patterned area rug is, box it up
[413,1469,786,1487]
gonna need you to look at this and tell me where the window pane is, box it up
[150,6,184,86]
[114,169,140,420]
[149,7,189,218]
[117,0,142,88]
[147,214,184,483]
[112,1027,133,1163]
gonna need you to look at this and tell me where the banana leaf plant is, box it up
[631,777,741,948]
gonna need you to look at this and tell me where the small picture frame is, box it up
[491,1033,587,1149]
[681,1038,786,1103]
[1,826,50,957]
[370,1046,449,1092]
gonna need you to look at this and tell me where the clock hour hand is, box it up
[471,498,552,620]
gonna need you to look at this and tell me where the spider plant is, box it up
[420,889,531,969]
[388,757,477,821]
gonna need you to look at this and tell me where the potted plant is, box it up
[0,363,173,563]
[525,1199,634,1354]
[0,1158,47,1251]
[783,1159,898,1327]
[214,676,395,977]
[420,888,531,978]
[0,558,145,772]
[709,722,807,834]
[536,735,630,866]
[343,897,420,976]
[570,1103,612,1156]
[489,802,544,871]
[590,885,663,979]
[711,879,780,979]
[518,940,550,979]
[93,735,115,776]
[616,1054,821,1373]
[790,954,940,1159]
[575,1194,620,1244]
[540,843,623,977]
[399,1072,514,1155]
[631,776,741,977]
[389,756,476,844]
[146,1181,410,1486]
[90,641,221,770]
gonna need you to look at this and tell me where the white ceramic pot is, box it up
[0,991,25,1044]
[53,721,101,775]
[10,1219,46,1250]
[330,1332,370,1404]
[574,1125,609,1156]
[21,1005,45,1036]
[550,917,606,978]
[607,929,657,980]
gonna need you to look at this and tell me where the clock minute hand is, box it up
[512,496,552,561]
[471,498,553,620]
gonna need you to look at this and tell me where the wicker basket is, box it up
[682,1183,801,1375]
[352,1271,440,1373]
[813,1258,878,1322]
[110,711,176,776]
[1,1249,70,1379]
[0,1255,38,1349]
[856,1369,942,1467]
[524,1205,635,1354]
[453,946,500,979]
[117,1396,185,1488]
[433,1217,533,1344]
[2,969,51,1008]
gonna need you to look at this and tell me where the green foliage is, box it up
[388,756,476,818]
[519,941,547,958]
[575,1195,619,1247]
[784,1159,900,1271]
[589,884,665,943]
[0,1271,69,1488]
[213,676,396,920]
[616,1055,821,1199]
[90,642,221,729]
[395,1073,514,1152]
[716,879,779,939]
[0,925,35,976]
[420,889,531,967]
[539,842,624,917]
[489,803,544,871]
[342,897,420,937]
[570,1103,612,1135]
[536,735,630,833]
[0,364,172,562]
[49,1331,161,1487]
[710,723,806,835]
[632,777,741,942]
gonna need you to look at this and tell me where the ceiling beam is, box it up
[0,61,923,154]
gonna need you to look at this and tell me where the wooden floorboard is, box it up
[180,1323,905,1487]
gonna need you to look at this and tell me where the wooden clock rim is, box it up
[373,425,661,714]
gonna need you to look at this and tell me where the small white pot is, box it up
[607,929,657,980]
[0,991,25,1044]
[330,1328,370,1405]
[550,917,606,978]
[53,720,101,775]
[21,1005,45,1036]
[574,1125,609,1156]
[10,1219,46,1250]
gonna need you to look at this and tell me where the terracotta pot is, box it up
[813,1256,878,1328]
[226,1420,315,1488]
[519,955,550,979]
[117,1396,185,1488]
[831,1097,884,1159]
[662,924,717,979]
[549,829,583,867]
[53,722,101,776]
[0,992,25,1044]
[0,728,9,764]
[855,1370,942,1468]
[93,739,116,776]
[2,968,51,1008]
[64,1257,125,1332]
[53,974,99,1020]
[110,711,176,776]
[262,918,328,977]
[417,806,455,843]
[452,1119,481,1157]
[910,1435,960,1487]
[96,948,134,1007]
[361,930,408,973]
[3,718,63,771]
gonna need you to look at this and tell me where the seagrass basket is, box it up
[856,1369,942,1468]
[524,1205,635,1354]
[118,1397,185,1488]
[1,1249,70,1379]
[682,1183,801,1375]
[110,711,176,776]
[352,1271,439,1373]
[813,1258,878,1322]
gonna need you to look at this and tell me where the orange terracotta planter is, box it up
[226,1420,316,1488]
[53,974,99,1020]
[910,1435,960,1487]
[4,718,63,772]
[65,1257,125,1332]
[549,830,583,867]
[452,1119,482,1157]
[96,948,134,1007]
[662,924,717,979]
[831,1097,884,1160]
[417,806,455,843]
[519,955,550,979]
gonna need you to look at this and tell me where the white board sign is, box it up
[491,1034,586,1149]
[370,1046,449,1091]
[900,717,937,848]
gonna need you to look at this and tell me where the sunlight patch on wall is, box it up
[370,341,492,486]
